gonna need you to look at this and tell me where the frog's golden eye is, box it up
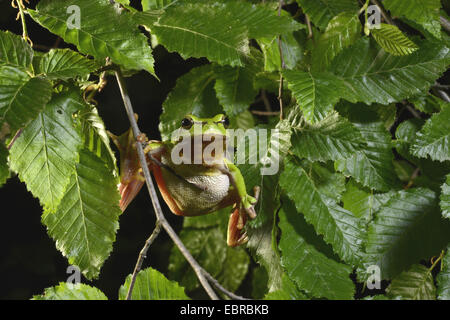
[181,117,193,129]
[222,116,229,128]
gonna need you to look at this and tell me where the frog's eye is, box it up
[222,116,229,128]
[181,117,193,129]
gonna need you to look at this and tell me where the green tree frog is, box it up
[112,114,259,247]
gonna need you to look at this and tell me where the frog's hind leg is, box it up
[109,126,163,212]
[227,205,248,247]
[227,186,260,247]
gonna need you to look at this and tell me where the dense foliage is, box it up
[1,0,450,300]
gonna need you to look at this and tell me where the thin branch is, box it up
[433,83,450,90]
[441,16,450,34]
[305,14,313,39]
[203,271,249,300]
[251,110,280,116]
[436,89,450,103]
[126,221,162,300]
[114,69,219,300]
[370,0,395,25]
[402,101,421,119]
[261,90,272,112]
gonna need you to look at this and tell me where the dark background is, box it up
[0,0,212,299]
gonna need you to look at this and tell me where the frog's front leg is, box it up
[222,158,258,218]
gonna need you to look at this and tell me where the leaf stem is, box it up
[305,14,312,39]
[114,69,219,300]
[14,0,32,46]
[125,221,162,300]
[429,250,445,272]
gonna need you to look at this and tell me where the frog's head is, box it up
[171,114,229,142]
[170,114,231,164]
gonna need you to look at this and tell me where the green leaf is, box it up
[119,267,189,300]
[280,158,364,265]
[409,94,444,114]
[335,103,398,191]
[364,188,450,279]
[168,226,227,291]
[263,274,307,300]
[217,247,250,293]
[387,264,436,300]
[9,89,84,212]
[159,65,221,140]
[0,143,9,187]
[142,0,174,10]
[0,67,52,132]
[342,179,393,221]
[180,209,250,293]
[330,38,450,105]
[394,118,450,193]
[410,106,450,162]
[151,1,303,66]
[437,247,450,299]
[296,0,359,30]
[230,110,255,130]
[152,3,249,66]
[42,149,121,279]
[246,207,284,293]
[283,70,346,123]
[33,282,107,300]
[79,105,118,175]
[213,65,258,117]
[290,111,364,161]
[441,174,450,219]
[311,12,361,72]
[368,103,397,131]
[371,24,419,56]
[221,1,304,40]
[258,31,305,72]
[0,31,33,71]
[35,49,99,80]
[28,0,155,75]
[383,0,442,39]
[278,199,355,299]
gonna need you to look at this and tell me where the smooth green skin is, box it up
[146,114,256,212]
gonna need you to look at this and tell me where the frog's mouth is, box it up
[174,134,233,164]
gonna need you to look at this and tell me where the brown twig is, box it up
[251,110,280,116]
[203,271,249,300]
[436,90,450,103]
[125,222,162,300]
[441,16,450,34]
[260,90,272,112]
[305,14,313,39]
[370,0,395,25]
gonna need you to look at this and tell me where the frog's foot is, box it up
[243,186,260,220]
[227,206,249,247]
[119,177,145,212]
